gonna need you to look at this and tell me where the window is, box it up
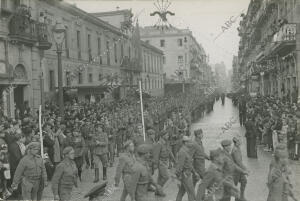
[163,56,166,64]
[98,37,102,64]
[106,40,110,65]
[64,26,69,58]
[98,73,102,81]
[148,55,150,72]
[1,0,7,9]
[88,73,93,83]
[178,55,183,66]
[88,34,92,62]
[49,70,55,91]
[185,53,187,65]
[178,38,183,46]
[184,37,187,43]
[144,53,147,71]
[78,72,83,84]
[77,31,81,59]
[114,39,117,63]
[66,71,71,86]
[160,39,165,47]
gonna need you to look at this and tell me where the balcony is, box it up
[271,23,296,56]
[8,5,52,50]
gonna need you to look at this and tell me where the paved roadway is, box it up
[42,98,300,201]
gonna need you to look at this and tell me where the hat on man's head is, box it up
[221,139,232,147]
[63,146,74,155]
[136,144,151,155]
[124,140,133,149]
[147,129,155,136]
[26,142,40,150]
[182,135,191,142]
[194,129,203,136]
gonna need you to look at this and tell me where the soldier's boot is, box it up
[103,167,107,180]
[239,183,248,201]
[78,168,82,181]
[93,168,99,183]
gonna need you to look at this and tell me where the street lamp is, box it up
[52,20,65,118]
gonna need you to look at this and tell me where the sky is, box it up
[65,0,251,71]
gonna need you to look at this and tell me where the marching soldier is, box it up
[220,140,248,201]
[175,136,197,201]
[196,148,239,201]
[192,129,210,185]
[10,142,47,201]
[114,140,135,201]
[152,131,176,196]
[231,137,248,201]
[106,123,116,167]
[129,144,161,201]
[93,124,108,182]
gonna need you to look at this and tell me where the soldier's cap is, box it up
[136,144,151,154]
[124,140,133,149]
[63,146,74,155]
[26,142,40,150]
[221,139,232,147]
[182,135,191,142]
[194,129,203,136]
[232,137,240,143]
[209,148,222,160]
[147,129,155,136]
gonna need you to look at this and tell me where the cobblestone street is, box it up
[41,98,300,201]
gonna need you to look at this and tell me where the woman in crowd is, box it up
[52,146,78,201]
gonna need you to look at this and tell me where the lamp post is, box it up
[52,20,65,118]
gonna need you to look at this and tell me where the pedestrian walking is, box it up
[175,136,197,201]
[10,142,47,201]
[114,140,135,201]
[245,116,257,158]
[72,129,85,181]
[93,124,108,182]
[231,137,248,201]
[52,147,78,201]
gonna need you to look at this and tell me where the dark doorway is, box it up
[14,85,24,115]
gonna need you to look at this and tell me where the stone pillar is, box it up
[260,72,265,96]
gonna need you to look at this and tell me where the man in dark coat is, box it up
[244,116,257,158]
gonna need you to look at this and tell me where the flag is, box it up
[131,19,142,70]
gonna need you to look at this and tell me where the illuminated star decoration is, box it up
[150,0,175,31]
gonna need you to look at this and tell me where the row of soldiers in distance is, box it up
[0,88,216,200]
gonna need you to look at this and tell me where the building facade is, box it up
[231,56,240,92]
[0,0,164,118]
[140,26,211,87]
[238,0,300,101]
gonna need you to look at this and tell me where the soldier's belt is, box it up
[25,175,41,181]
[137,181,149,185]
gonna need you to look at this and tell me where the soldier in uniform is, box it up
[175,136,197,201]
[114,140,135,201]
[129,144,161,201]
[231,137,248,201]
[152,130,176,196]
[10,142,47,200]
[93,124,108,182]
[192,129,210,185]
[196,148,239,201]
[220,140,248,201]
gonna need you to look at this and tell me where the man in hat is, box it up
[196,148,239,201]
[221,139,248,201]
[93,124,108,182]
[175,136,196,201]
[129,144,161,201]
[231,137,248,201]
[192,129,210,185]
[10,142,47,200]
[114,140,135,201]
[152,130,176,196]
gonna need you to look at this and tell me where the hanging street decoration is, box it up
[150,0,175,31]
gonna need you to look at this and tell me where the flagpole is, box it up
[39,105,44,158]
[139,80,146,141]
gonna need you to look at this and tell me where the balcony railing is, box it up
[8,5,52,50]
